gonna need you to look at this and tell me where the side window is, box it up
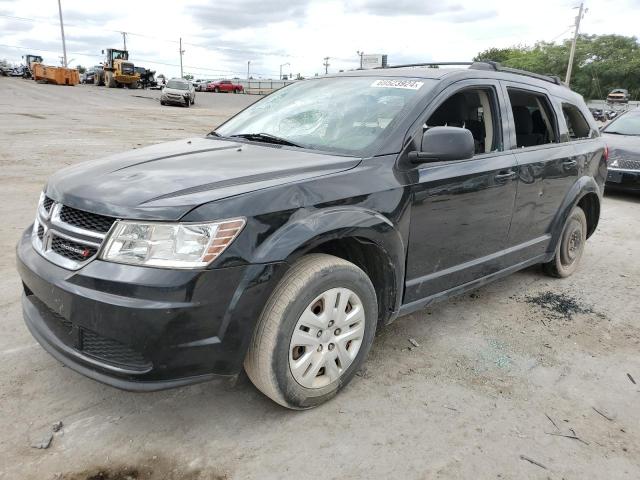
[562,103,592,140]
[426,87,501,155]
[507,88,558,148]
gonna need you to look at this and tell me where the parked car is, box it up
[151,74,167,90]
[206,79,243,93]
[193,79,213,92]
[607,88,630,104]
[601,108,640,192]
[590,107,605,122]
[160,78,195,107]
[17,63,606,409]
[81,66,101,84]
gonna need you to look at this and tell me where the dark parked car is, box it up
[602,108,640,192]
[17,62,606,409]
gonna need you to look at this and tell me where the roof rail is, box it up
[383,60,565,86]
[469,61,565,86]
[384,62,475,69]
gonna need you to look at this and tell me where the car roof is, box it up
[326,66,582,102]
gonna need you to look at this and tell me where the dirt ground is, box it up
[1,77,639,480]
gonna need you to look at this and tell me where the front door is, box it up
[403,81,518,304]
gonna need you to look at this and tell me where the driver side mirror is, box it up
[408,126,475,164]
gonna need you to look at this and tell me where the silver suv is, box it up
[160,78,196,107]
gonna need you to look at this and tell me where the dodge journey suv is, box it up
[17,62,607,409]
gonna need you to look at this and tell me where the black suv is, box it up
[17,62,607,409]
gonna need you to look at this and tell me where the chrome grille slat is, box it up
[32,196,117,270]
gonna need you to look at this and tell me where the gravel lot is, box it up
[1,77,639,480]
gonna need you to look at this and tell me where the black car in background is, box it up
[602,108,640,192]
[17,62,607,409]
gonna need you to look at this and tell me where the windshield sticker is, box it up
[370,79,424,90]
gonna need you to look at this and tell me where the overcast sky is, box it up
[1,0,639,79]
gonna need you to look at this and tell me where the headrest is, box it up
[430,94,468,125]
[512,106,533,134]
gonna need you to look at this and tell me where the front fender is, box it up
[252,206,406,315]
[547,175,601,257]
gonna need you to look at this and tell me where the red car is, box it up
[206,80,244,93]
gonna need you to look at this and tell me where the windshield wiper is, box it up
[230,132,304,148]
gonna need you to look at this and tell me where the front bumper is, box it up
[606,168,640,193]
[161,94,189,105]
[17,226,286,391]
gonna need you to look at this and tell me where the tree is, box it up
[474,34,640,100]
[183,73,194,80]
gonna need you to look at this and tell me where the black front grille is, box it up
[59,205,116,234]
[81,329,150,369]
[615,158,640,170]
[37,224,44,240]
[43,196,54,213]
[51,235,98,262]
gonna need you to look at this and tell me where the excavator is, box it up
[94,48,140,88]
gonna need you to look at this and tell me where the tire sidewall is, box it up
[272,266,377,409]
[554,207,587,277]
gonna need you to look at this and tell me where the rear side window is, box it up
[562,103,592,140]
[507,88,558,148]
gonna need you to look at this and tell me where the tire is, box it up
[105,71,116,88]
[543,206,587,278]
[244,254,377,409]
[185,98,190,108]
[160,100,166,105]
[191,96,195,105]
[213,87,219,93]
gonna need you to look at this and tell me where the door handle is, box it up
[494,170,517,182]
[563,159,578,167]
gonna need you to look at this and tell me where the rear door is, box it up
[403,79,519,304]
[502,83,579,259]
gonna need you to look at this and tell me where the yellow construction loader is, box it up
[94,48,140,88]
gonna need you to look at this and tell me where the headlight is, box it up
[609,159,619,168]
[100,218,245,268]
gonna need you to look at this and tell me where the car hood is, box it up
[603,133,640,167]
[46,137,360,220]
[603,133,640,152]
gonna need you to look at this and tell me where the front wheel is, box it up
[245,254,377,409]
[543,206,587,278]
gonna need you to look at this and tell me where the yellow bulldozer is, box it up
[94,48,140,88]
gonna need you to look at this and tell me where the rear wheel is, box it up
[213,87,219,93]
[543,206,587,278]
[245,254,377,409]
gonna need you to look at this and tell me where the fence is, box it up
[237,79,296,95]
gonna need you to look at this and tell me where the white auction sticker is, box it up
[370,79,424,90]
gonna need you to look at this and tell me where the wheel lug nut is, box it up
[328,320,334,327]
[317,345,323,352]
[334,328,341,336]
[317,330,323,338]
[328,343,335,351]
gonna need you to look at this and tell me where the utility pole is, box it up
[121,32,127,51]
[356,50,364,69]
[247,60,251,79]
[179,37,185,78]
[57,0,68,67]
[323,57,330,75]
[565,2,585,86]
